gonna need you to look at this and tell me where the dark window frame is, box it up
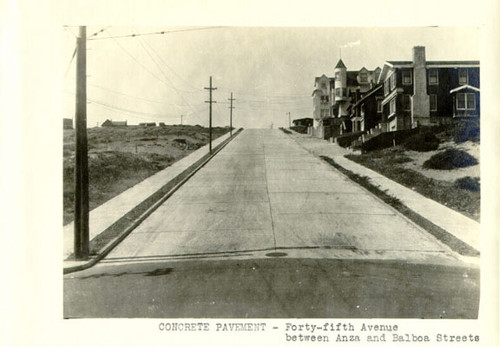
[428,69,439,85]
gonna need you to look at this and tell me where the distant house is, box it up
[63,118,73,129]
[101,119,127,127]
[377,46,480,131]
[292,118,313,127]
[139,122,156,127]
[159,122,166,127]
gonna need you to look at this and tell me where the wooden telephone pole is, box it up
[204,76,217,153]
[74,26,89,259]
[228,92,235,137]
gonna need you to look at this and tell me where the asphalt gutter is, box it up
[63,129,243,274]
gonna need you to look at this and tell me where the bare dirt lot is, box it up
[63,125,230,225]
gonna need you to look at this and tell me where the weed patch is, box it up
[63,125,230,224]
[345,152,479,221]
[455,176,480,192]
[403,132,440,152]
[423,148,478,170]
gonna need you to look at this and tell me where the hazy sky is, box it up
[63,26,480,129]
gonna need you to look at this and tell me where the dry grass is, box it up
[345,145,480,221]
[63,125,230,224]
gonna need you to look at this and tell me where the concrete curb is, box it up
[64,129,243,274]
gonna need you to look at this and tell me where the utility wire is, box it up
[88,26,226,41]
[88,26,110,39]
[87,97,193,120]
[136,36,202,118]
[138,35,202,92]
[64,46,77,77]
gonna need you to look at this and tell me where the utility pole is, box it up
[204,76,217,153]
[180,114,183,125]
[287,112,291,128]
[74,26,89,259]
[228,92,235,137]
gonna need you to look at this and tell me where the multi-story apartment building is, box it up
[377,46,480,132]
[312,60,380,136]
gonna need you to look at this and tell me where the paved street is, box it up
[64,129,479,318]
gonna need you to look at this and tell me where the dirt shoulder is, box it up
[63,125,230,225]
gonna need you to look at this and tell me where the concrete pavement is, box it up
[64,129,479,318]
[103,129,459,264]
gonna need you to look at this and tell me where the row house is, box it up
[377,46,480,132]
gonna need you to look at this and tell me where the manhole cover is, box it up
[265,252,288,257]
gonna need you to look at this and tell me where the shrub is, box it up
[403,132,440,152]
[453,121,480,144]
[423,148,478,170]
[454,176,480,192]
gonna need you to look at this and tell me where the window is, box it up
[321,82,327,89]
[377,100,382,113]
[384,80,390,95]
[403,70,412,85]
[389,98,396,115]
[467,93,476,109]
[321,95,329,103]
[459,69,468,85]
[428,69,439,85]
[456,93,476,110]
[403,94,411,111]
[359,72,368,83]
[390,73,396,91]
[430,94,437,111]
[335,71,340,79]
[335,88,347,97]
[457,93,466,109]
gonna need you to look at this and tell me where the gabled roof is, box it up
[351,84,384,109]
[449,84,480,94]
[314,75,333,84]
[335,59,346,69]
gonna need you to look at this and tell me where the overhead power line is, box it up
[88,26,227,41]
[138,36,201,92]
[136,36,202,117]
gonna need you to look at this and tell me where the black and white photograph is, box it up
[62,26,481,319]
[2,1,499,346]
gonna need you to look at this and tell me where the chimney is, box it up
[413,46,426,67]
[411,46,430,126]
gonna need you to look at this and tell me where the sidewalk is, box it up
[289,132,480,252]
[63,132,233,262]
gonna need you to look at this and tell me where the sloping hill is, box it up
[63,125,230,224]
